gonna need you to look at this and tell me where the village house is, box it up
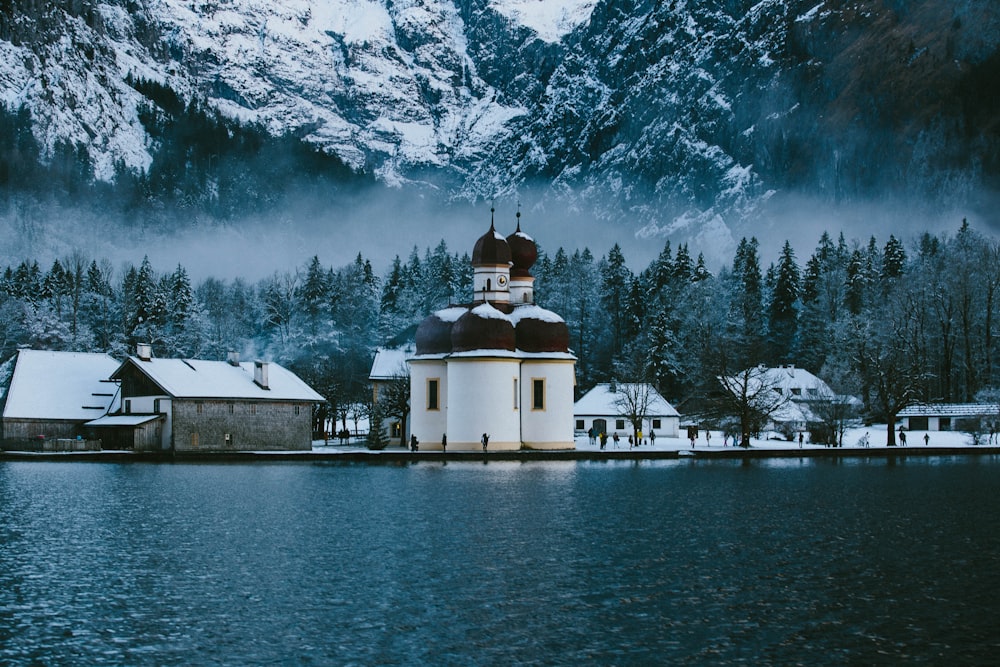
[407,211,577,451]
[574,383,680,439]
[898,403,1000,432]
[369,346,411,443]
[91,344,323,452]
[0,349,120,450]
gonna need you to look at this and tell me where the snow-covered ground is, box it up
[310,425,990,453]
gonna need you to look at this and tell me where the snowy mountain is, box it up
[1,0,998,258]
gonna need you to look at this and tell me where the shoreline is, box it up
[3,445,1000,463]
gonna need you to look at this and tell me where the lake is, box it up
[2,455,999,665]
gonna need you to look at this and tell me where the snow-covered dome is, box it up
[451,303,515,352]
[509,305,570,353]
[415,306,468,355]
[472,215,512,267]
[506,215,537,278]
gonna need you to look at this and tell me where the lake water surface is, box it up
[2,456,999,665]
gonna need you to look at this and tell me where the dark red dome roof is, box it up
[451,303,515,352]
[507,219,537,278]
[510,306,569,353]
[415,307,468,355]
[472,219,512,267]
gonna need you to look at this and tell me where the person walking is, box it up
[705,430,711,447]
[600,432,607,449]
[924,433,929,446]
[481,432,489,452]
[588,426,595,445]
[441,433,447,453]
[798,432,804,448]
[650,430,656,447]
[613,432,620,448]
[410,434,419,452]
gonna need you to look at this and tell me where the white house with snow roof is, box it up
[0,349,121,445]
[574,383,680,439]
[898,403,1000,432]
[101,345,323,452]
[406,210,576,451]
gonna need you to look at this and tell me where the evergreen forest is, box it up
[1,220,997,435]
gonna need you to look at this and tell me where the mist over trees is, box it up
[1,220,998,431]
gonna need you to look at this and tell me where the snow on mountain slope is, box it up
[151,0,530,181]
[488,0,596,43]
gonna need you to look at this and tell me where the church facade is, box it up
[408,211,576,451]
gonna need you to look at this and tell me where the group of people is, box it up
[408,432,486,452]
[588,427,656,450]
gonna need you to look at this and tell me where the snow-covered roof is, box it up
[1,349,121,421]
[85,414,162,427]
[574,383,680,418]
[508,304,564,324]
[369,348,410,380]
[114,357,323,402]
[755,365,834,398]
[899,403,1000,418]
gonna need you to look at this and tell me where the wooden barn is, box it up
[104,345,324,453]
[0,349,120,448]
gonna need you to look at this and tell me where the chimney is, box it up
[254,361,270,390]
[136,343,152,361]
[227,351,240,366]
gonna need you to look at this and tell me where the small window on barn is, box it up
[124,399,131,414]
[294,405,300,416]
[196,403,203,415]
[250,404,256,415]
[229,404,234,415]
[153,399,160,413]
[791,388,802,396]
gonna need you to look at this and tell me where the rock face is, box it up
[1,0,998,234]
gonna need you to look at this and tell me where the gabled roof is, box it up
[755,365,833,398]
[899,403,1000,418]
[369,347,410,381]
[1,349,120,421]
[574,383,680,417]
[112,356,323,402]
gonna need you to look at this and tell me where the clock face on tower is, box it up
[497,275,508,287]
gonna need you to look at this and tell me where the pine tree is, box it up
[767,240,801,363]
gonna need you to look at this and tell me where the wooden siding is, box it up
[171,399,312,451]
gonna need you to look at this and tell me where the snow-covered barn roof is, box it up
[1,349,120,421]
[113,356,323,402]
[85,414,162,427]
[369,347,410,381]
[574,383,680,417]
[899,403,1000,418]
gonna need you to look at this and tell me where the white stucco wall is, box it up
[446,357,521,450]
[520,360,576,449]
[408,359,448,448]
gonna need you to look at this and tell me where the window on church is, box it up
[513,378,519,410]
[532,379,545,411]
[428,378,440,411]
[616,419,625,430]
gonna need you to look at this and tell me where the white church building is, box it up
[408,210,577,451]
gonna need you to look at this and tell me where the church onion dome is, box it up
[451,302,515,352]
[415,306,468,355]
[472,222,512,267]
[509,305,570,353]
[507,221,537,278]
